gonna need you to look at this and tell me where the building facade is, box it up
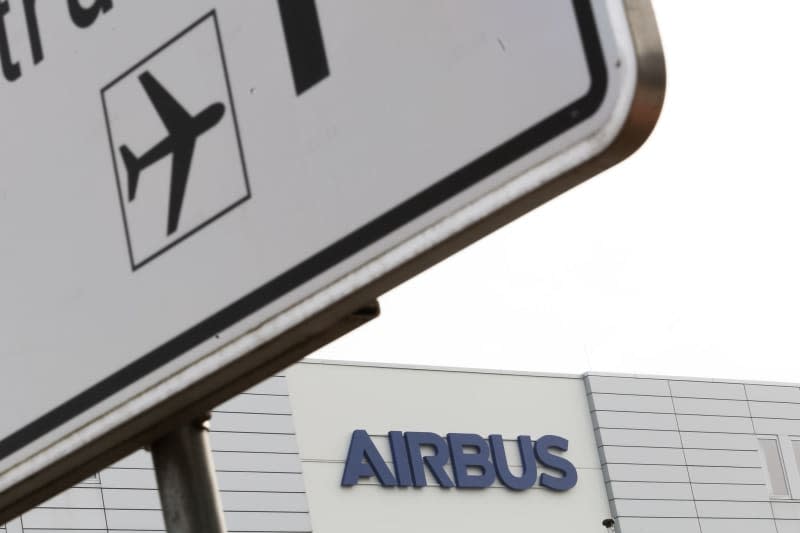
[5,360,800,532]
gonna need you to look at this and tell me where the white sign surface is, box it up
[0,0,662,514]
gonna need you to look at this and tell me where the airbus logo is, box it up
[342,430,578,492]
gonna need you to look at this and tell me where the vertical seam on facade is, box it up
[284,374,314,533]
[97,472,111,533]
[743,385,780,532]
[584,376,620,525]
[743,386,758,434]
[667,381,703,532]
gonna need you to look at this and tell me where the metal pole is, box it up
[151,416,227,533]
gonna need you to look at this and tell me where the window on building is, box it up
[791,440,800,474]
[759,437,790,498]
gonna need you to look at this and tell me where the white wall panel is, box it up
[595,411,678,431]
[595,428,682,448]
[616,517,701,533]
[753,418,800,435]
[225,511,312,532]
[750,402,800,420]
[99,469,158,490]
[683,449,762,468]
[746,384,800,403]
[585,376,670,396]
[777,520,800,533]
[219,492,309,513]
[614,498,696,518]
[210,432,299,454]
[773,502,800,520]
[676,415,754,434]
[680,432,758,451]
[600,446,685,466]
[591,393,674,413]
[607,481,693,500]
[691,482,769,501]
[673,397,750,417]
[217,393,293,415]
[244,375,289,395]
[669,381,746,400]
[37,488,104,510]
[105,509,164,531]
[101,489,159,511]
[211,413,296,434]
[695,500,773,519]
[21,509,107,530]
[288,362,612,533]
[212,451,302,473]
[604,463,690,483]
[699,518,778,533]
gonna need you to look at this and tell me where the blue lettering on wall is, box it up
[406,432,454,488]
[341,430,578,492]
[448,433,496,488]
[490,434,538,491]
[534,434,578,491]
[388,430,414,487]
[341,429,397,487]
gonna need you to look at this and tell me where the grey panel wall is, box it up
[2,374,311,533]
[587,374,800,533]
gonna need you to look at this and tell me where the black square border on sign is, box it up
[100,10,251,271]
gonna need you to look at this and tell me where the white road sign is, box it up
[0,0,663,517]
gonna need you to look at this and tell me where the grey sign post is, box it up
[0,0,664,524]
[150,416,227,533]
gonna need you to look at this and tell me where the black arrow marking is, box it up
[278,0,330,95]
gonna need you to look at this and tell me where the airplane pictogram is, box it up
[119,71,225,236]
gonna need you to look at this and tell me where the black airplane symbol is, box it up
[119,71,225,236]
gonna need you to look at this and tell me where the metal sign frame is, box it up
[0,0,664,520]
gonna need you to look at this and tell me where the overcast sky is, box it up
[312,1,800,383]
